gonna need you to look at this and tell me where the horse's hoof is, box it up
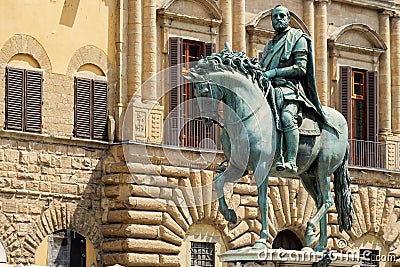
[301,247,314,252]
[252,239,267,250]
[227,209,237,224]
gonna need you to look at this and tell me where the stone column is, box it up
[219,0,232,51]
[379,11,392,136]
[232,0,246,51]
[314,0,328,106]
[142,0,157,103]
[303,0,315,41]
[128,0,142,101]
[115,0,129,141]
[391,14,400,135]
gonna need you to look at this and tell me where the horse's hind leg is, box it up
[300,176,319,248]
[305,175,333,251]
[252,174,269,250]
[214,164,245,224]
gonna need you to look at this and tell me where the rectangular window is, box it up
[190,241,215,267]
[340,66,379,168]
[5,67,42,133]
[168,38,218,149]
[351,70,367,140]
[74,77,108,140]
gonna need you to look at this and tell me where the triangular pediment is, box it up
[163,0,221,20]
[337,30,375,49]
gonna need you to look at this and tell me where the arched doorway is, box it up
[35,229,99,267]
[272,229,303,250]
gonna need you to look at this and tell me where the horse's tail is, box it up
[333,145,354,232]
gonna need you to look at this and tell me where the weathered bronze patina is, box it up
[184,5,353,253]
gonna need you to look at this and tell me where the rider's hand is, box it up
[263,69,277,78]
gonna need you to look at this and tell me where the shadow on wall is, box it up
[59,0,80,27]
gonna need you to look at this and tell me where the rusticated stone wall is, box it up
[0,131,107,264]
[102,144,400,266]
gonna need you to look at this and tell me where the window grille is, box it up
[190,241,215,267]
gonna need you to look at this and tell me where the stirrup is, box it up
[275,162,285,171]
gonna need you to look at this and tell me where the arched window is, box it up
[74,65,108,140]
[272,229,303,250]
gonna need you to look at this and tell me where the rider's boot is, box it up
[283,128,299,173]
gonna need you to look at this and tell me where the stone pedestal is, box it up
[220,248,362,267]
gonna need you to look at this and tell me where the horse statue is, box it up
[184,47,353,252]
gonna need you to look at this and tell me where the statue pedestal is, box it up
[219,248,362,267]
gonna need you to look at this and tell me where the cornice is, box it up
[157,9,222,27]
[332,0,400,12]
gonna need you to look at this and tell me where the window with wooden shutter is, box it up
[168,37,183,146]
[339,66,379,167]
[5,67,42,133]
[74,77,108,141]
[168,38,218,148]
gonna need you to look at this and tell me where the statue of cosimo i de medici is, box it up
[260,5,332,174]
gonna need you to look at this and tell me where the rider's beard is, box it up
[273,21,289,32]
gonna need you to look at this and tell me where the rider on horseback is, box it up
[260,5,329,173]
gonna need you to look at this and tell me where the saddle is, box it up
[298,112,321,136]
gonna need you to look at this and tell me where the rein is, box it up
[196,81,272,128]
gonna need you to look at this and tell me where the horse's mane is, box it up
[189,49,269,91]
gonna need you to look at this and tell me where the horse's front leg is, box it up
[214,164,246,224]
[252,175,269,250]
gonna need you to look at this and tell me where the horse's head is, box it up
[184,71,223,128]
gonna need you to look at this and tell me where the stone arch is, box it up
[66,45,115,120]
[0,212,21,264]
[22,203,102,261]
[247,9,311,36]
[159,0,222,21]
[328,23,386,52]
[0,34,52,72]
[66,45,110,77]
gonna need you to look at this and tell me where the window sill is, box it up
[0,129,110,149]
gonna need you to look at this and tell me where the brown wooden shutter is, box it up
[93,80,108,140]
[339,66,352,139]
[5,67,24,130]
[366,71,378,142]
[168,37,183,145]
[25,70,42,133]
[74,77,92,138]
[204,43,216,56]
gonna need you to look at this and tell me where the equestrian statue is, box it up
[184,5,353,252]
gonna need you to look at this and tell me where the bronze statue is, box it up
[185,5,353,252]
[260,5,329,173]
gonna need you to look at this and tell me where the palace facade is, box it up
[1,0,400,266]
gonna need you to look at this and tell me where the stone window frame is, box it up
[180,233,224,267]
[157,0,222,149]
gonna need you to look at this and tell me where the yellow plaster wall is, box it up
[0,0,116,74]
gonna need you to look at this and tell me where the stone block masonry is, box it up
[0,131,107,264]
[102,143,400,267]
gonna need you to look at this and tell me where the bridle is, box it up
[194,80,272,128]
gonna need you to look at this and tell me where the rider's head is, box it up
[271,5,291,33]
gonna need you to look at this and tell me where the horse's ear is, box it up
[183,75,192,81]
